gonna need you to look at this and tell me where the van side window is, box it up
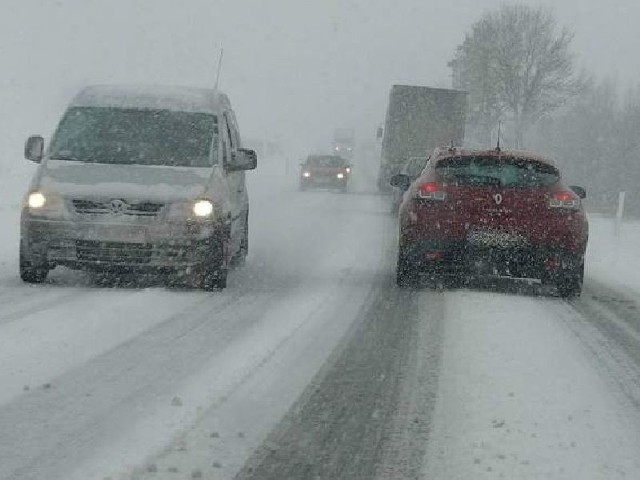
[221,137,228,166]
[223,112,240,150]
[224,112,239,150]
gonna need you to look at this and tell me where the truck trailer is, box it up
[377,85,467,191]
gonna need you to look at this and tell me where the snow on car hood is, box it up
[38,160,211,202]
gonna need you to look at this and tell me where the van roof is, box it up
[70,85,228,115]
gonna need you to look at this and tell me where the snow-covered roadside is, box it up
[586,214,640,296]
[423,292,640,479]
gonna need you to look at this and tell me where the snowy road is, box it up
[1,165,640,479]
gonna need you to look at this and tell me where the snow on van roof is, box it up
[70,85,227,114]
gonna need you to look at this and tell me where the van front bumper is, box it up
[21,216,223,271]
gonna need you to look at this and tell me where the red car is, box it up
[392,147,588,297]
[300,155,351,192]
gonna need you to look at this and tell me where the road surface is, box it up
[1,162,640,480]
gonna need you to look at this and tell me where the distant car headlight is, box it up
[193,200,214,217]
[28,192,46,208]
[345,167,351,173]
[303,171,311,178]
[334,146,340,151]
[336,173,345,179]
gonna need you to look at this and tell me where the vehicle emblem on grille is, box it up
[494,193,503,205]
[109,199,127,215]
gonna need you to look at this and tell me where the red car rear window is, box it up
[435,156,559,188]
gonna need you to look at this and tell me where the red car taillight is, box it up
[416,182,447,201]
[549,191,580,211]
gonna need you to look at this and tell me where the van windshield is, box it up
[49,107,218,167]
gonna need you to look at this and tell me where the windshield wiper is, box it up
[49,154,93,163]
[450,173,502,187]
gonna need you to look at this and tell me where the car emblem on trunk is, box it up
[494,193,503,205]
[109,199,127,215]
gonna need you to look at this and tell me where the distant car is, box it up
[300,155,351,192]
[392,147,589,297]
[390,155,428,214]
[20,85,257,290]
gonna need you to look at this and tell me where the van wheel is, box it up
[231,214,249,268]
[199,236,228,291]
[19,244,49,284]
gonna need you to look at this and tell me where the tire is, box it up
[198,236,228,291]
[556,263,584,298]
[396,249,419,288]
[19,243,49,284]
[230,214,249,268]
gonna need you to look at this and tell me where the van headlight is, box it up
[26,191,65,216]
[193,200,214,217]
[28,192,47,209]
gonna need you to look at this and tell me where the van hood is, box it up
[39,160,211,202]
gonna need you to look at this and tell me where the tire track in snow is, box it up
[0,287,258,480]
[234,280,445,480]
[557,285,640,412]
[0,289,92,326]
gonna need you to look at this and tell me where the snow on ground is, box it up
[586,214,640,295]
[2,145,640,479]
[423,291,640,479]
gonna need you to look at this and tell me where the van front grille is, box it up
[72,200,164,217]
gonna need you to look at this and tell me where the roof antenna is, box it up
[214,47,224,92]
[495,120,502,153]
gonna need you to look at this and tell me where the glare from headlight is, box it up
[336,173,345,179]
[345,167,351,173]
[303,171,311,178]
[193,200,214,217]
[28,192,46,208]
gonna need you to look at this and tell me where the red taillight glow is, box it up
[417,182,447,201]
[549,191,580,210]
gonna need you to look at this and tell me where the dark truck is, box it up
[377,85,467,191]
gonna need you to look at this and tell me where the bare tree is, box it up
[451,4,583,148]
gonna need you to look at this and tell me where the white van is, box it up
[20,85,257,290]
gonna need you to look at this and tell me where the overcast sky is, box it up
[1,0,638,155]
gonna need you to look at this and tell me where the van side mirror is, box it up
[390,174,412,191]
[228,148,257,172]
[25,135,44,163]
[569,185,586,199]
